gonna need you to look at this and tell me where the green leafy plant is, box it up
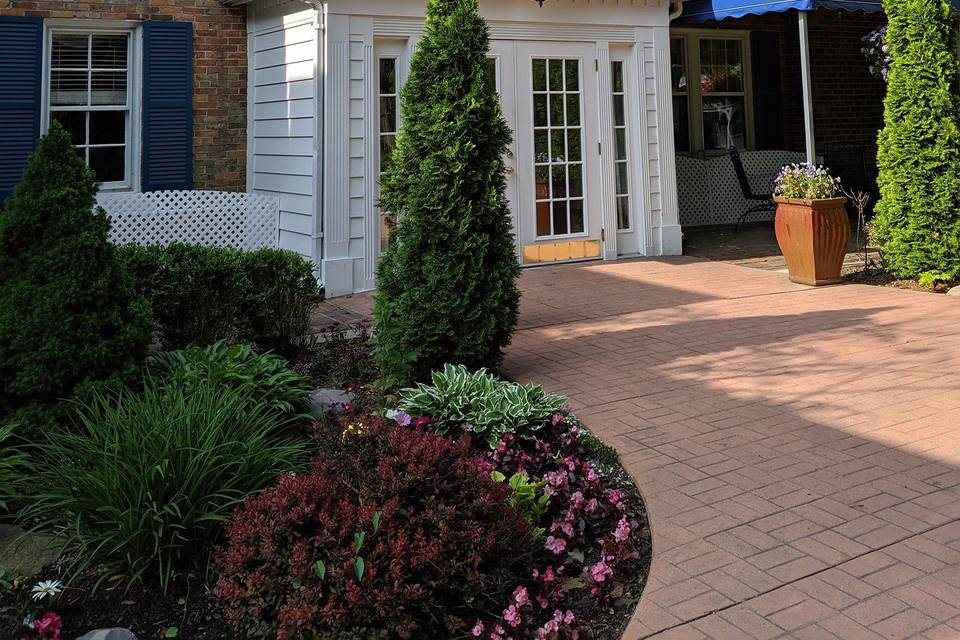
[0,424,27,515]
[149,341,313,419]
[117,244,322,354]
[398,364,566,447]
[0,121,152,440]
[21,382,306,591]
[872,0,960,282]
[490,471,549,540]
[372,0,521,387]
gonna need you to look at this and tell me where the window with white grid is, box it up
[47,30,135,189]
[532,58,585,238]
[611,61,631,232]
[377,56,399,254]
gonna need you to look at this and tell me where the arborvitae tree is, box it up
[872,0,960,283]
[0,122,152,438]
[373,0,521,385]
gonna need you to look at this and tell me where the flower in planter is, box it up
[774,163,840,200]
[30,581,61,602]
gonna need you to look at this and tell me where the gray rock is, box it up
[0,524,63,578]
[75,629,137,640]
[310,387,355,417]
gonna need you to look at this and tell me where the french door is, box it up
[495,41,604,265]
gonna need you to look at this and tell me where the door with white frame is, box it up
[509,42,604,265]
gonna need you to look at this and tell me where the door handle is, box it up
[506,149,514,159]
[505,166,515,175]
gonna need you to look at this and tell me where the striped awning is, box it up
[679,0,960,23]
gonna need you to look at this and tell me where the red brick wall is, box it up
[0,0,247,192]
[677,9,887,193]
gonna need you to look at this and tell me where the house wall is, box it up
[0,0,248,191]
[692,9,886,194]
[247,1,319,264]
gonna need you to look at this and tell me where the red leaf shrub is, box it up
[216,419,535,639]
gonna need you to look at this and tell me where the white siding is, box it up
[249,2,318,263]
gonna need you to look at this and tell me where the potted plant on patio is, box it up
[773,163,849,286]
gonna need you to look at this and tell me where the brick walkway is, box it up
[503,257,960,639]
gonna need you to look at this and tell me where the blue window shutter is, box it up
[0,16,42,200]
[142,21,193,191]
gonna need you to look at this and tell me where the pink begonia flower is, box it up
[513,585,530,607]
[411,416,433,428]
[552,413,564,425]
[503,605,522,627]
[569,491,584,508]
[607,488,624,506]
[614,515,631,542]
[564,610,576,624]
[33,611,63,640]
[585,464,600,482]
[591,560,613,582]
[585,498,599,513]
[471,621,485,637]
[545,535,567,555]
[544,470,566,487]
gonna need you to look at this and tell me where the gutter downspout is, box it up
[305,0,326,281]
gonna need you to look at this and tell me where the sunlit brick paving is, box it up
[504,257,960,640]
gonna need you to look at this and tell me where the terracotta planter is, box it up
[774,196,850,286]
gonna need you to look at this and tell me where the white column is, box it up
[798,10,817,165]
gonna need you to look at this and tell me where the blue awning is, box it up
[679,0,960,23]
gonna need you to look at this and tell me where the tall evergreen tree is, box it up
[872,0,960,282]
[373,0,521,385]
[0,122,152,437]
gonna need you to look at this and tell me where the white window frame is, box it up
[374,39,406,255]
[670,29,755,158]
[610,57,633,233]
[42,19,142,192]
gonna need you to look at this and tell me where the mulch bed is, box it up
[843,267,954,294]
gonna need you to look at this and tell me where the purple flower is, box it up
[392,410,412,427]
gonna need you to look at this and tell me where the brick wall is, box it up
[678,9,887,194]
[0,0,248,192]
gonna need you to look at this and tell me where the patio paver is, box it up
[503,257,960,639]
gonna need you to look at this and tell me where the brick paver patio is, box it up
[504,257,960,639]
[315,256,960,638]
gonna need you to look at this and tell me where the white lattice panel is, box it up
[677,151,816,227]
[98,190,280,250]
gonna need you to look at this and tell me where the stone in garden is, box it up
[310,387,355,418]
[75,629,137,640]
[0,524,63,578]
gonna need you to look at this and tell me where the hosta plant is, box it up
[149,341,313,419]
[397,364,566,447]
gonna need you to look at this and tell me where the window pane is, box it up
[379,213,395,254]
[550,129,565,161]
[535,165,549,200]
[379,96,397,133]
[551,164,567,199]
[51,111,86,145]
[535,130,548,158]
[380,135,396,171]
[569,199,584,233]
[50,70,88,106]
[617,196,630,230]
[532,59,547,92]
[91,35,127,69]
[485,57,497,94]
[90,111,125,145]
[700,38,743,94]
[552,200,568,235]
[536,200,551,236]
[615,128,627,160]
[670,38,687,93]
[51,35,88,68]
[564,59,579,92]
[673,95,690,152]
[378,58,396,95]
[534,95,547,127]
[567,130,581,161]
[566,95,580,126]
[702,96,746,150]
[91,71,127,105]
[613,95,625,127]
[549,94,564,126]
[612,61,624,93]
[548,59,563,91]
[88,146,125,182]
[568,164,583,198]
[615,162,629,196]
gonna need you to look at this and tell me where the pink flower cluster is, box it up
[21,612,62,640]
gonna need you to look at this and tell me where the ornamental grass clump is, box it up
[22,383,306,591]
[372,0,521,386]
[773,163,840,200]
[872,0,960,282]
[0,121,152,440]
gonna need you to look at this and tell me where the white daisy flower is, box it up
[31,579,62,601]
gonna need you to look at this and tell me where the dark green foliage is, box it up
[872,0,960,281]
[149,341,314,419]
[118,243,322,354]
[372,0,521,386]
[0,423,28,515]
[0,122,152,439]
[21,382,307,591]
